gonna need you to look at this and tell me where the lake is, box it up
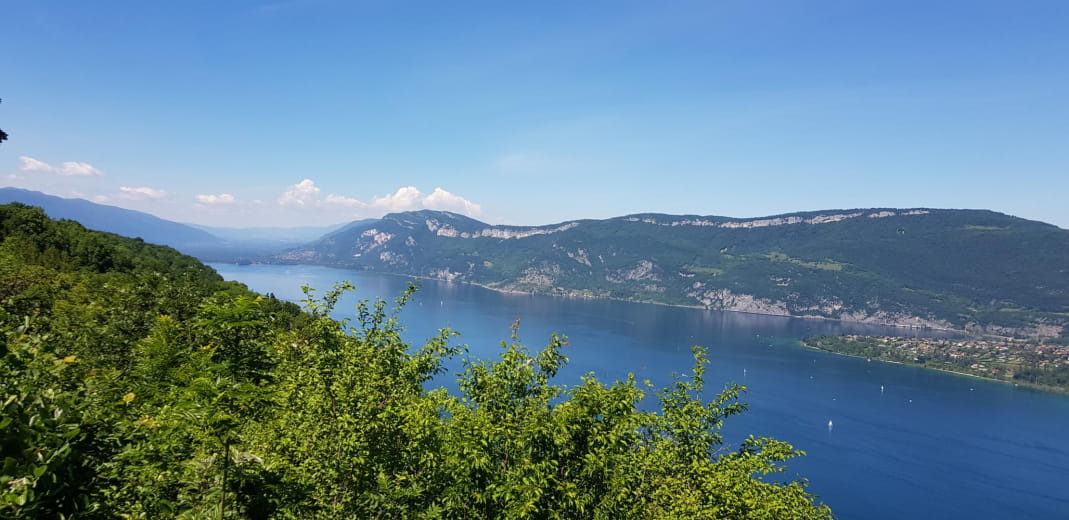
[212,263,1069,520]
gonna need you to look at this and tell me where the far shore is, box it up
[225,261,968,335]
[800,341,1069,395]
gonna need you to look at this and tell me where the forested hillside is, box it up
[1,202,831,519]
[0,188,222,250]
[282,208,1069,338]
[0,188,329,262]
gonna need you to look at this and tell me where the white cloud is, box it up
[58,161,104,176]
[19,156,104,176]
[370,186,424,212]
[321,193,366,208]
[19,156,53,172]
[196,193,237,205]
[364,186,482,217]
[278,178,320,207]
[422,187,482,216]
[118,186,167,200]
[272,179,482,220]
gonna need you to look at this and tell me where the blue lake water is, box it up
[212,263,1069,520]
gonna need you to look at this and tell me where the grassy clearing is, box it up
[765,252,845,271]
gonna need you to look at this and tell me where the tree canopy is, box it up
[1,203,831,518]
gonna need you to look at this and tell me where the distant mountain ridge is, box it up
[0,188,334,260]
[4,188,1064,338]
[0,188,221,247]
[279,208,1069,338]
[189,222,352,244]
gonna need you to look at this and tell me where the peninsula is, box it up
[803,335,1069,393]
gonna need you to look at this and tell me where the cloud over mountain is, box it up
[196,193,237,205]
[275,179,481,218]
[278,179,320,207]
[119,186,167,200]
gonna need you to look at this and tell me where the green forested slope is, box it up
[0,187,223,250]
[1,202,830,518]
[283,208,1069,337]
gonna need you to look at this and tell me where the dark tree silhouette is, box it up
[0,97,7,144]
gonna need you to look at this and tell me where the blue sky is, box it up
[3,0,1067,227]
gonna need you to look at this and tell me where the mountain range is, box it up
[0,188,340,259]
[3,187,1066,338]
[278,208,1069,339]
[0,188,221,248]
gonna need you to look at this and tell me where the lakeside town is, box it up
[802,335,1069,392]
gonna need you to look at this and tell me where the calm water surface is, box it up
[213,263,1069,520]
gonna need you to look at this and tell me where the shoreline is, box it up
[800,341,1069,395]
[380,268,966,335]
[244,261,969,334]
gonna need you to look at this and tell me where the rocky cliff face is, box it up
[427,218,579,239]
[276,208,1069,339]
[625,209,930,229]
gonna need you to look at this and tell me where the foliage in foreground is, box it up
[1,203,831,518]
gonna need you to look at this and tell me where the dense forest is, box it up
[282,208,1069,337]
[0,203,831,519]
